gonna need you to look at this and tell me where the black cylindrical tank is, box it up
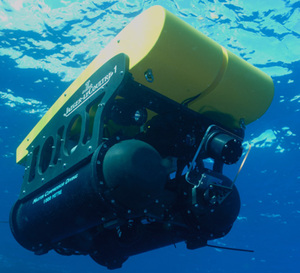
[9,160,107,253]
[10,140,167,253]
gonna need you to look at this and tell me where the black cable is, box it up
[181,93,202,107]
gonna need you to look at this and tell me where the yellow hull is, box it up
[17,5,274,164]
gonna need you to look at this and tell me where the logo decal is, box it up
[64,65,117,117]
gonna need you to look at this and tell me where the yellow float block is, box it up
[17,5,274,164]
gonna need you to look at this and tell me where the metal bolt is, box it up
[144,69,154,83]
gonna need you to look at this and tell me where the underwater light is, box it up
[10,5,273,269]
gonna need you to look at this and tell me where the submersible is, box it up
[10,5,273,269]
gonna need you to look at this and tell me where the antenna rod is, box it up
[206,244,254,253]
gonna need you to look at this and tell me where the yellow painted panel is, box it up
[17,5,274,164]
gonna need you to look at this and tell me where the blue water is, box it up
[0,0,299,272]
